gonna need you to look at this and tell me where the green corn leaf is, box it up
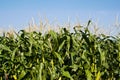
[96,71,101,80]
[85,69,92,80]
[61,70,73,80]
[66,36,70,52]
[18,70,26,80]
[70,64,79,72]
[0,44,11,52]
[58,40,65,52]
[11,48,18,61]
[87,20,91,27]
[37,63,44,80]
[0,55,10,60]
[54,52,64,64]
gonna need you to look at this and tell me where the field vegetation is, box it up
[0,20,120,80]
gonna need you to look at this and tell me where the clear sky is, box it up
[0,0,120,30]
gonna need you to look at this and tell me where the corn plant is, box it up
[0,21,120,80]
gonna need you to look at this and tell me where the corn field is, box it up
[0,21,120,80]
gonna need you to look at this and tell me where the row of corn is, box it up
[0,21,120,80]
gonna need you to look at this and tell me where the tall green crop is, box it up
[0,21,120,80]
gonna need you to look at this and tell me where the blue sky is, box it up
[0,0,120,30]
